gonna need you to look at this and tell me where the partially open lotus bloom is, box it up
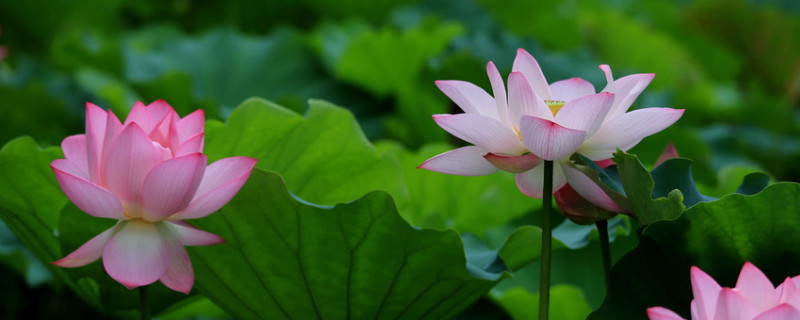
[555,159,618,225]
[556,143,680,224]
[648,263,800,320]
[51,100,257,293]
[420,48,684,207]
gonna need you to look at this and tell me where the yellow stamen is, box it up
[545,100,566,116]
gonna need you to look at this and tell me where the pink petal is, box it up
[174,132,204,158]
[508,72,554,128]
[792,275,800,289]
[549,77,596,102]
[562,163,622,212]
[554,92,615,137]
[519,116,586,161]
[754,304,800,320]
[646,307,686,320]
[434,80,499,120]
[147,99,174,121]
[515,160,567,198]
[85,103,108,182]
[172,157,257,220]
[433,113,525,154]
[124,101,156,135]
[511,48,552,100]
[103,123,163,203]
[159,238,194,294]
[141,154,207,221]
[51,163,125,219]
[51,158,88,180]
[102,220,171,289]
[149,107,175,149]
[598,64,614,92]
[418,146,499,176]
[691,266,723,320]
[736,262,778,313]
[483,152,541,173]
[579,108,685,161]
[99,109,124,185]
[777,277,800,310]
[655,142,680,167]
[171,109,205,149]
[595,158,615,168]
[714,287,759,320]
[486,62,510,125]
[605,73,656,120]
[53,225,119,267]
[61,134,89,178]
[164,221,225,246]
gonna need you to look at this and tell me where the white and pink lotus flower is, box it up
[50,100,256,293]
[419,49,684,211]
[648,263,800,320]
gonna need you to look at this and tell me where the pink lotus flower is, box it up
[648,263,800,320]
[420,48,683,209]
[50,100,257,293]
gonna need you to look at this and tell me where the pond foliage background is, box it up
[0,0,799,319]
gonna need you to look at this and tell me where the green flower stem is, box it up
[140,285,150,320]
[596,219,612,290]
[539,160,553,320]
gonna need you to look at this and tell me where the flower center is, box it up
[545,100,566,116]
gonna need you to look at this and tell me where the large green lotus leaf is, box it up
[375,141,534,235]
[610,152,685,225]
[204,98,406,206]
[190,169,537,319]
[0,137,100,308]
[589,183,800,319]
[492,285,593,320]
[600,151,769,225]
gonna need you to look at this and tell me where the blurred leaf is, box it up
[478,0,585,51]
[0,219,52,286]
[315,19,463,146]
[376,141,533,234]
[75,67,141,117]
[552,216,630,250]
[0,84,82,147]
[190,169,535,319]
[589,182,800,319]
[204,98,406,205]
[493,285,592,320]
[124,26,343,115]
[329,20,462,96]
[687,0,800,94]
